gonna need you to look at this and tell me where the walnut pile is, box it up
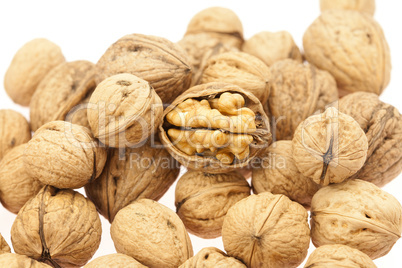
[320,0,376,16]
[0,253,52,268]
[84,254,146,268]
[0,234,10,254]
[179,247,246,268]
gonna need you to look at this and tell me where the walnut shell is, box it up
[11,186,102,268]
[339,92,402,187]
[320,0,376,16]
[24,121,107,189]
[30,60,96,131]
[88,73,163,148]
[96,34,192,104]
[85,141,180,223]
[0,109,31,161]
[252,141,320,209]
[268,59,338,140]
[83,254,147,268]
[292,107,368,186]
[311,179,402,259]
[111,199,193,268]
[222,192,310,268]
[242,31,302,67]
[4,38,65,106]
[303,10,391,96]
[0,144,43,214]
[175,170,250,238]
[0,234,11,254]
[0,253,52,268]
[179,247,246,268]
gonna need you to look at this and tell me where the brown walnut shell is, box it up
[0,234,11,254]
[320,0,376,16]
[179,247,246,268]
[310,179,402,260]
[11,186,102,268]
[175,170,250,238]
[96,34,192,104]
[339,92,402,187]
[222,192,310,268]
[84,253,147,268]
[0,253,52,268]
[111,199,193,268]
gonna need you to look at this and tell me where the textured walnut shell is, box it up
[310,179,402,260]
[88,73,163,148]
[11,186,102,268]
[30,60,96,131]
[242,31,302,67]
[304,244,377,268]
[175,170,250,238]
[24,121,107,189]
[320,0,375,16]
[96,34,192,104]
[0,253,52,268]
[268,59,338,140]
[303,10,391,96]
[84,254,147,268]
[160,82,271,173]
[0,144,43,214]
[222,192,310,268]
[85,141,180,223]
[179,247,246,268]
[292,107,368,186]
[0,109,31,161]
[339,92,402,187]
[111,199,193,268]
[4,38,65,106]
[0,234,11,254]
[252,141,320,209]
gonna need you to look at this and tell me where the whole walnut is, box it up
[0,144,43,214]
[84,254,147,268]
[85,141,180,223]
[339,92,402,187]
[310,179,402,260]
[87,73,163,148]
[242,31,302,67]
[303,10,391,96]
[304,244,377,268]
[175,170,250,238]
[292,107,368,186]
[0,234,11,254]
[0,253,51,268]
[4,38,65,106]
[30,60,96,131]
[222,192,310,268]
[0,109,31,161]
[111,199,193,268]
[24,121,107,189]
[11,186,102,268]
[252,141,320,209]
[179,247,246,268]
[96,34,192,104]
[268,59,338,140]
[320,0,376,16]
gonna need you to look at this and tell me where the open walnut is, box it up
[320,0,376,16]
[160,82,271,173]
[179,247,246,268]
[0,253,52,267]
[84,254,147,268]
[339,92,402,187]
[0,234,11,254]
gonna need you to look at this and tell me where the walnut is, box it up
[160,82,271,173]
[339,92,402,187]
[252,141,320,209]
[292,107,368,186]
[0,253,52,267]
[267,59,338,140]
[222,192,310,268]
[320,0,376,16]
[30,60,96,131]
[179,247,246,268]
[11,186,102,268]
[84,254,147,268]
[0,109,31,161]
[0,234,11,254]
[111,199,193,268]
[85,140,180,223]
[87,73,163,148]
[0,144,43,214]
[175,170,250,238]
[4,38,65,106]
[96,34,192,104]
[311,179,402,260]
[303,10,391,96]
[304,244,377,268]
[242,31,302,67]
[24,121,107,189]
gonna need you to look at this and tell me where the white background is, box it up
[0,0,401,267]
